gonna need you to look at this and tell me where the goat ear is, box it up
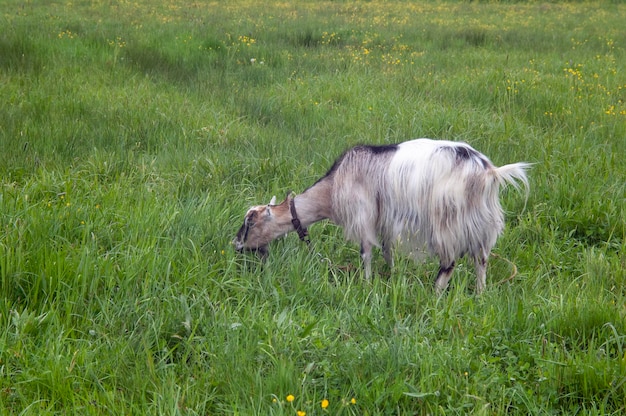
[281,190,293,205]
[268,195,276,206]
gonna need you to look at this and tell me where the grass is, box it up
[1,0,625,414]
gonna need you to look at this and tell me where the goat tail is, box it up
[493,162,532,194]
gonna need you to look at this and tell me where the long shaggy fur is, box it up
[333,140,529,266]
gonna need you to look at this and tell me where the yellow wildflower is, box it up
[286,394,295,403]
[321,399,329,409]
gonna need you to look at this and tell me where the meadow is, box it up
[1,0,625,414]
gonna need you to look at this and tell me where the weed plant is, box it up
[1,1,625,414]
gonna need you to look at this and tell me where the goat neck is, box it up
[292,177,334,228]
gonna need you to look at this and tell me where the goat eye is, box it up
[245,212,257,227]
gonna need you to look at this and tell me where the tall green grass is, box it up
[1,0,625,414]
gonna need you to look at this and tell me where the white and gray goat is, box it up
[233,138,530,294]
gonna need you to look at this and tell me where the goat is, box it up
[233,138,530,294]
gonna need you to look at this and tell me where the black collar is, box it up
[289,199,310,244]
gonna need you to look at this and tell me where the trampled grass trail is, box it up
[1,1,625,414]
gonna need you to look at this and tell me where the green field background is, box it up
[1,1,625,414]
